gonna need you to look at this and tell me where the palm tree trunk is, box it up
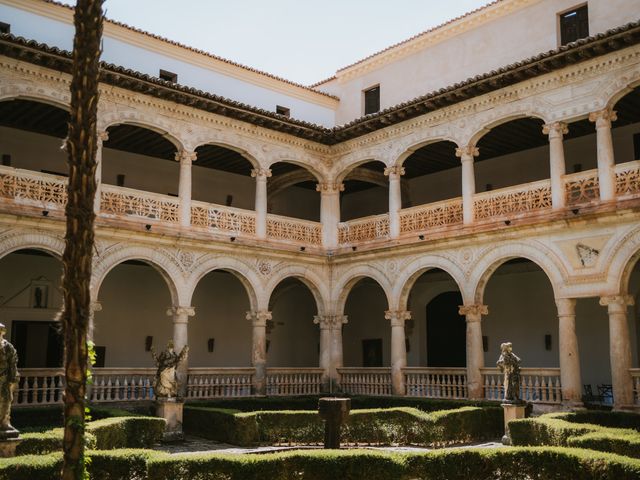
[61,1,103,479]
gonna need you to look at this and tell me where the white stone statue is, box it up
[0,324,19,438]
[151,340,188,399]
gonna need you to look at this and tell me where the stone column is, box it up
[247,310,271,395]
[177,150,197,228]
[317,183,344,249]
[94,131,108,214]
[556,298,582,407]
[87,301,102,343]
[384,166,404,239]
[600,295,635,409]
[543,122,568,210]
[589,108,618,202]
[385,310,411,395]
[167,306,195,397]
[455,146,479,225]
[459,304,487,399]
[314,314,348,391]
[252,168,272,239]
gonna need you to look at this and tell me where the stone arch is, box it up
[99,111,185,151]
[91,245,183,306]
[263,265,328,316]
[266,158,324,183]
[0,231,65,261]
[190,139,261,170]
[0,86,71,112]
[467,111,549,147]
[334,265,393,314]
[602,67,640,112]
[394,136,461,169]
[604,225,640,296]
[336,158,387,184]
[470,242,565,305]
[394,255,468,310]
[185,256,260,310]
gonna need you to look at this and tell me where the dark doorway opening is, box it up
[11,320,63,368]
[426,292,466,367]
[362,338,383,367]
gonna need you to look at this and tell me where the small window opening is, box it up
[0,22,10,35]
[485,183,493,192]
[225,194,233,207]
[633,133,640,160]
[116,174,126,187]
[559,5,588,45]
[363,85,380,115]
[276,105,290,117]
[572,163,583,174]
[159,69,178,83]
[1,154,10,166]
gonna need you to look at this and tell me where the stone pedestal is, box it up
[318,397,351,449]
[156,398,184,442]
[0,428,20,457]
[501,403,526,445]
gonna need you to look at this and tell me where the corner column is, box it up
[177,150,197,228]
[556,298,582,407]
[247,310,271,395]
[94,131,108,214]
[317,183,344,249]
[600,295,635,409]
[589,108,618,201]
[543,122,568,210]
[385,310,411,395]
[459,304,487,399]
[252,168,272,239]
[455,146,479,225]
[384,166,404,239]
[167,306,195,397]
[314,314,348,391]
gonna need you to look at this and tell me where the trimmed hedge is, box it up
[184,405,503,447]
[510,411,640,458]
[16,416,166,455]
[12,404,141,429]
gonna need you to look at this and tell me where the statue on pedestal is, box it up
[151,340,188,399]
[0,323,19,440]
[496,342,522,404]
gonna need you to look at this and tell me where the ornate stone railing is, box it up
[399,198,463,235]
[267,213,322,246]
[265,368,324,396]
[338,213,389,245]
[474,179,552,220]
[186,367,254,399]
[338,367,392,396]
[631,368,640,405]
[564,170,600,206]
[90,368,155,403]
[615,160,640,199]
[481,367,562,404]
[0,166,67,210]
[100,185,180,223]
[191,200,256,236]
[403,367,468,399]
[15,368,65,406]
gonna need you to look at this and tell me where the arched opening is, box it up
[268,162,320,221]
[93,260,173,367]
[342,278,389,367]
[0,249,62,368]
[340,161,389,221]
[189,270,252,367]
[192,144,256,210]
[0,98,69,175]
[267,277,319,367]
[102,123,179,196]
[610,85,640,164]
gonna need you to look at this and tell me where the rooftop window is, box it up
[559,5,589,45]
[159,69,178,83]
[276,105,290,117]
[0,22,10,34]
[363,85,380,115]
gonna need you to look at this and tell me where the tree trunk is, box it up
[61,1,103,479]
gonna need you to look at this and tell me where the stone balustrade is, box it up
[615,160,640,199]
[481,367,562,404]
[186,367,255,399]
[191,200,257,236]
[15,368,65,406]
[337,367,393,396]
[265,368,324,396]
[0,166,67,211]
[473,178,552,221]
[338,213,390,245]
[100,185,180,223]
[564,170,600,206]
[90,368,155,403]
[266,213,322,246]
[403,367,468,399]
[631,368,640,405]
[399,198,463,236]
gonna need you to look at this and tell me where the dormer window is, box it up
[559,5,588,45]
[0,22,10,34]
[363,85,380,115]
[159,69,178,83]
[276,105,290,117]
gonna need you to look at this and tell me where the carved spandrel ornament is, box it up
[576,243,599,267]
[151,340,188,400]
[496,342,523,404]
[0,324,19,439]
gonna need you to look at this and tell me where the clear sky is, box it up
[58,0,490,85]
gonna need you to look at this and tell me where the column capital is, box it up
[589,108,618,128]
[313,315,348,330]
[90,301,102,313]
[458,304,488,320]
[542,121,568,138]
[246,310,272,327]
[383,165,405,178]
[251,168,272,179]
[166,306,196,321]
[316,182,345,193]
[455,145,479,159]
[599,295,634,308]
[555,298,576,316]
[175,150,197,163]
[97,131,109,143]
[385,310,411,327]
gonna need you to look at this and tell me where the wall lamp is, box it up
[41,210,49,217]
[300,246,306,252]
[572,208,580,215]
[230,236,236,242]
[145,224,152,231]
[418,234,425,240]
[504,220,511,226]
[352,246,357,251]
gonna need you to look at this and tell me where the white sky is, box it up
[59,0,490,85]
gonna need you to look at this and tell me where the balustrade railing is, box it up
[482,367,562,404]
[191,201,256,236]
[338,213,389,245]
[186,367,254,399]
[90,368,155,403]
[265,368,324,396]
[267,213,322,245]
[403,368,468,399]
[615,160,640,199]
[631,368,640,405]
[474,179,552,220]
[399,198,463,235]
[100,185,180,223]
[565,170,600,206]
[338,368,392,396]
[15,368,65,406]
[0,166,67,210]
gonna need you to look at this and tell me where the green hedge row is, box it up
[509,411,640,458]
[183,405,503,447]
[12,404,142,429]
[17,416,166,455]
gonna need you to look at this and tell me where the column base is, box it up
[560,400,585,410]
[156,398,184,442]
[501,403,526,445]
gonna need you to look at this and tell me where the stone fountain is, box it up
[318,397,351,449]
